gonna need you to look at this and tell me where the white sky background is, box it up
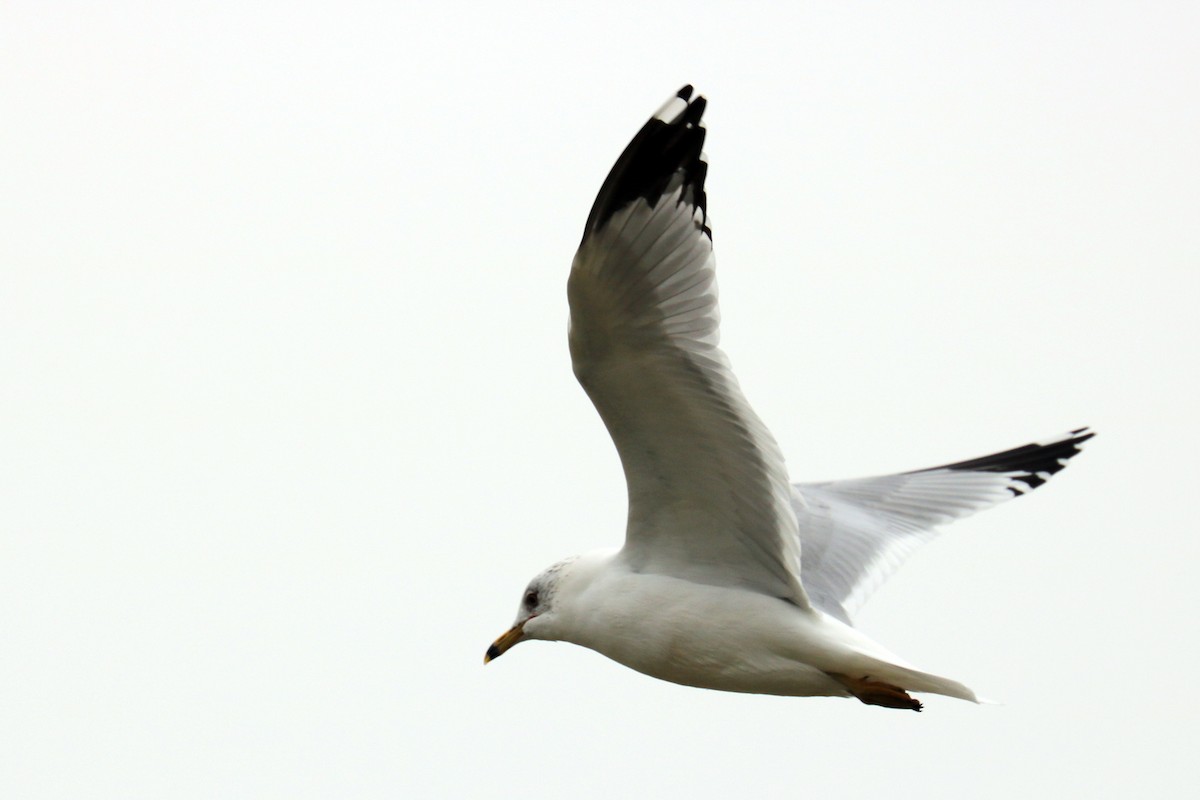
[2,1,1197,797]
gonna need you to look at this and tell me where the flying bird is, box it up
[485,86,1091,710]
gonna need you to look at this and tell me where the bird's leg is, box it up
[829,673,923,712]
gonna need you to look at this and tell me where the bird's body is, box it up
[486,86,1091,711]
[546,550,821,695]
[514,548,975,705]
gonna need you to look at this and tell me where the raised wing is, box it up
[794,428,1094,623]
[568,87,809,606]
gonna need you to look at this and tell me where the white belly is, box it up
[563,570,862,697]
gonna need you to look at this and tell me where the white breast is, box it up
[561,563,850,697]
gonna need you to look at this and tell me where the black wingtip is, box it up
[922,428,1095,497]
[581,86,710,244]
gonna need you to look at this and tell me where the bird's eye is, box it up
[524,590,539,609]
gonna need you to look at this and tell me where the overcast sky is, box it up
[3,2,1197,797]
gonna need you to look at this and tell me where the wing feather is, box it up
[569,88,808,605]
[794,428,1094,622]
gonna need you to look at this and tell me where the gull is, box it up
[485,86,1092,710]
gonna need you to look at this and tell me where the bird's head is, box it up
[484,555,589,663]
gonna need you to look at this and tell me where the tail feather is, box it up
[838,654,980,704]
[881,663,979,703]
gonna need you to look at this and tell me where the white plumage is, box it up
[486,86,1092,710]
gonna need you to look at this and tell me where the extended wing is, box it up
[794,428,1094,623]
[568,87,809,606]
